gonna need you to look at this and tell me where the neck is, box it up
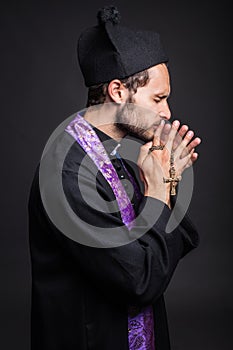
[83,103,126,141]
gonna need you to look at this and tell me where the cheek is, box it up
[131,93,160,125]
[133,92,157,112]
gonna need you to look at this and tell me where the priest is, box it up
[28,6,201,350]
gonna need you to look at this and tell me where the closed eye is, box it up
[154,94,170,103]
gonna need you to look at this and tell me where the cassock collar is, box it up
[93,126,123,157]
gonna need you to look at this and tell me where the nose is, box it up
[160,100,171,120]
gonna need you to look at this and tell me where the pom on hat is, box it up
[97,6,121,25]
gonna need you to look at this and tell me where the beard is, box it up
[115,97,157,142]
[116,120,153,142]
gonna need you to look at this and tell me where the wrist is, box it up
[144,183,171,208]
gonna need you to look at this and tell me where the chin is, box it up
[138,128,154,142]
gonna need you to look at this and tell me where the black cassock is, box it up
[28,127,199,350]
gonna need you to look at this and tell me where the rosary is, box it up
[163,150,182,196]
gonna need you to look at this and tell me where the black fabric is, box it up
[28,128,199,350]
[77,7,168,86]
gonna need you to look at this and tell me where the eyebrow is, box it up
[154,93,170,99]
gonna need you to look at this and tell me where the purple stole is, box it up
[65,113,155,350]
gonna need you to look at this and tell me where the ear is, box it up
[107,79,129,103]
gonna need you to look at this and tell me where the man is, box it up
[28,6,201,350]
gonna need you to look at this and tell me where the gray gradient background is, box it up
[1,0,232,349]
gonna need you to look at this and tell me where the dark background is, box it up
[1,0,232,349]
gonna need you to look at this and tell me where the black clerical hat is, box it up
[77,6,168,87]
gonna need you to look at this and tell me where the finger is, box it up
[175,130,195,156]
[178,124,189,138]
[184,148,200,167]
[181,137,201,158]
[137,141,152,168]
[178,149,194,172]
[187,137,201,152]
[161,122,171,145]
[184,152,199,170]
[191,152,199,163]
[166,120,180,152]
[153,119,165,146]
[173,124,188,150]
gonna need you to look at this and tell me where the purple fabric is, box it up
[65,113,155,350]
[65,114,135,230]
[128,305,155,350]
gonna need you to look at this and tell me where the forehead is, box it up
[148,63,169,79]
[146,63,170,93]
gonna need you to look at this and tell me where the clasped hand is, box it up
[137,120,201,206]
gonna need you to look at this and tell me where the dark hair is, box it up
[86,69,149,107]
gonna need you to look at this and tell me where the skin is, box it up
[85,63,201,207]
[120,63,172,141]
